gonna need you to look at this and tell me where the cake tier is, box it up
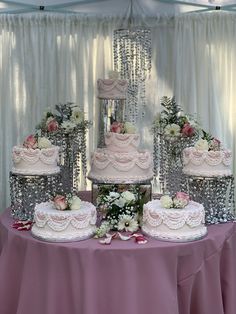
[142,200,207,242]
[105,132,140,153]
[97,79,128,99]
[183,147,232,177]
[31,201,97,242]
[12,146,60,175]
[88,149,153,183]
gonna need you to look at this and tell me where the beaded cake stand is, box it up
[153,131,198,195]
[184,174,235,224]
[10,172,61,222]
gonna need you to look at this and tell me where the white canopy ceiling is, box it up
[1,0,236,16]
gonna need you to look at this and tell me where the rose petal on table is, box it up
[118,233,132,241]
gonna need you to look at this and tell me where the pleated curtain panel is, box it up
[0,11,236,210]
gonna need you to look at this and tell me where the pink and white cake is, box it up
[12,135,60,175]
[88,130,153,183]
[142,199,207,242]
[97,79,128,99]
[182,147,232,177]
[31,201,97,242]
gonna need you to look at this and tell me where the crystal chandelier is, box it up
[113,0,151,123]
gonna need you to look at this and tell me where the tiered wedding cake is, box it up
[88,122,153,183]
[97,78,128,99]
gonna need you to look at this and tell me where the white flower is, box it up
[121,191,136,203]
[37,137,52,149]
[109,192,120,199]
[95,221,111,238]
[113,197,126,208]
[69,196,81,210]
[164,124,181,136]
[118,215,139,232]
[70,107,84,124]
[124,122,136,134]
[195,139,209,151]
[173,198,187,209]
[61,120,76,132]
[160,195,173,208]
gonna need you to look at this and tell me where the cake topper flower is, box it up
[160,192,190,209]
[23,134,52,149]
[195,130,221,151]
[110,121,137,134]
[52,193,81,211]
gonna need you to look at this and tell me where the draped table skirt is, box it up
[0,192,236,314]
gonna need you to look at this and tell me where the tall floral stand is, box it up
[43,126,89,193]
[184,174,235,224]
[10,172,61,221]
[153,130,198,194]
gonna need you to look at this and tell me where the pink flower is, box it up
[46,117,59,132]
[209,138,221,151]
[175,192,190,202]
[53,195,68,211]
[110,122,123,134]
[23,135,38,149]
[181,123,195,137]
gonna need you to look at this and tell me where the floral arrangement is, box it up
[194,130,221,151]
[153,96,200,138]
[160,192,190,209]
[95,186,145,238]
[52,193,81,211]
[36,102,91,134]
[110,121,137,134]
[23,134,52,149]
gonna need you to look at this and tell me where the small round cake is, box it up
[182,147,232,177]
[12,146,60,175]
[31,201,97,242]
[142,200,207,242]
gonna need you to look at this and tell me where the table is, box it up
[0,194,236,314]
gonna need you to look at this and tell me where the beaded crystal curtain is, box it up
[113,0,152,123]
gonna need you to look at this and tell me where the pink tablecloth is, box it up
[0,192,236,314]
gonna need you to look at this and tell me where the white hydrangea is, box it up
[121,191,136,203]
[113,197,126,208]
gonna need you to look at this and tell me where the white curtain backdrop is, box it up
[0,13,174,210]
[175,11,236,176]
[1,11,236,211]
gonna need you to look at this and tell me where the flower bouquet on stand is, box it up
[94,184,149,238]
[36,102,92,193]
[153,96,200,195]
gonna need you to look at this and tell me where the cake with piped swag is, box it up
[183,137,232,177]
[97,79,128,100]
[142,192,207,242]
[12,134,60,175]
[31,194,97,242]
[88,122,153,183]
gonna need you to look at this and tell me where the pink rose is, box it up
[53,195,68,210]
[181,123,195,137]
[110,122,123,134]
[175,192,190,205]
[23,135,38,149]
[46,117,59,132]
[209,138,221,151]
